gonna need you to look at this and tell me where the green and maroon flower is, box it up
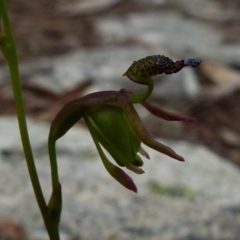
[49,55,201,192]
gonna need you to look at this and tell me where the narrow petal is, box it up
[112,166,138,193]
[120,89,196,122]
[125,163,145,174]
[142,101,196,123]
[94,135,137,192]
[119,98,184,162]
[139,147,150,159]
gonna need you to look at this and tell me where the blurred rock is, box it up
[152,67,200,100]
[0,117,240,240]
[97,12,240,67]
[172,0,240,22]
[219,127,240,147]
[58,0,121,16]
[172,0,224,20]
[199,60,240,98]
[97,13,222,55]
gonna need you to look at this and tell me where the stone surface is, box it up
[152,67,200,100]
[97,12,240,67]
[97,13,223,50]
[58,0,121,16]
[0,117,240,240]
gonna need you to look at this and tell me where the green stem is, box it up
[0,0,48,216]
[48,137,60,191]
[129,79,154,103]
[0,1,61,239]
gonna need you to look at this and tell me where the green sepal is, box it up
[85,106,144,174]
[88,119,138,192]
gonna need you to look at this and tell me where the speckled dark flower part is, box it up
[123,55,201,84]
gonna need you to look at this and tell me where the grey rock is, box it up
[0,117,240,240]
[58,0,121,16]
[172,0,239,22]
[171,0,221,16]
[152,67,200,100]
[97,13,223,55]
[97,12,240,66]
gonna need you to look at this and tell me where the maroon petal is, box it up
[112,166,138,193]
[142,101,196,123]
[92,135,138,192]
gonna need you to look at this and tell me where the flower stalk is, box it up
[0,1,61,239]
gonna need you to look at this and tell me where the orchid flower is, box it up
[49,55,201,192]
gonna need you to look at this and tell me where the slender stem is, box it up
[48,137,60,191]
[0,2,62,239]
[0,0,48,216]
[46,224,60,240]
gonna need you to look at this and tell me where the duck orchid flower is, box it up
[49,55,201,192]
